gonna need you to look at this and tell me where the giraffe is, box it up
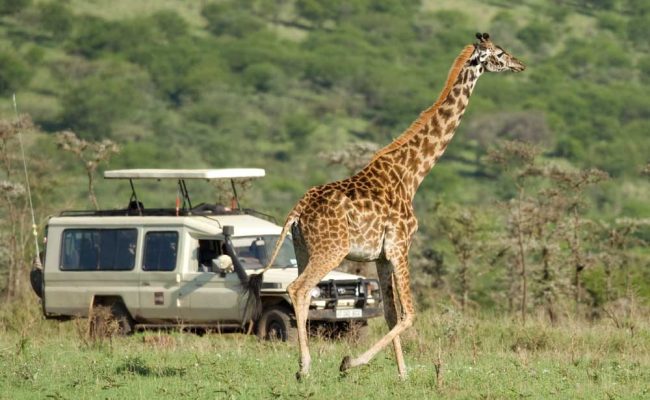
[246,33,525,380]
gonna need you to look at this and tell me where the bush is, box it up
[67,16,121,58]
[60,62,149,139]
[202,4,265,38]
[517,20,555,52]
[0,51,32,95]
[242,62,286,93]
[150,10,189,39]
[0,0,30,15]
[37,1,74,40]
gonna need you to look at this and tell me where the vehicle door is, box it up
[138,230,182,321]
[180,238,243,323]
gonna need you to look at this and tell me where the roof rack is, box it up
[101,168,266,216]
[58,206,277,223]
[104,169,265,180]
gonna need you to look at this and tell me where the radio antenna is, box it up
[12,94,40,261]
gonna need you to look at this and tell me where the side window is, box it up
[60,229,137,271]
[143,231,178,272]
[197,239,225,272]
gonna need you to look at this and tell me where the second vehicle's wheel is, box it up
[256,306,297,342]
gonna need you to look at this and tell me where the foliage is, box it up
[0,0,30,15]
[56,130,120,210]
[0,51,32,96]
[36,1,74,40]
[0,310,648,398]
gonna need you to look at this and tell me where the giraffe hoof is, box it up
[295,371,308,381]
[339,356,352,373]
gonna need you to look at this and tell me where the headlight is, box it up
[367,280,380,296]
[310,287,321,298]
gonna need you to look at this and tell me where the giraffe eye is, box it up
[497,51,505,57]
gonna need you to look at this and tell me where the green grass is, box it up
[1,308,648,399]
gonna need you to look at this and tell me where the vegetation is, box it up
[0,0,648,396]
[1,304,648,399]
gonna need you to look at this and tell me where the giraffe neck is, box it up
[366,48,483,201]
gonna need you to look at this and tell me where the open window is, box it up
[197,239,225,272]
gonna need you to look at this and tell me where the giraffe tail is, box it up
[242,206,301,326]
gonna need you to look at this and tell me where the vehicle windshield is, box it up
[231,235,297,270]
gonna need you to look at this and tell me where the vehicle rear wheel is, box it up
[111,302,135,335]
[256,306,297,342]
[90,301,134,337]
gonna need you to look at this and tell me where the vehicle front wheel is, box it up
[256,306,297,342]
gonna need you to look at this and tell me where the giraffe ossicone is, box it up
[246,33,525,380]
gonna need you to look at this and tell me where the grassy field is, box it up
[1,306,648,399]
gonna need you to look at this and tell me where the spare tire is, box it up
[30,267,43,298]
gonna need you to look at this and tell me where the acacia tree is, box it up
[56,131,120,210]
[432,204,487,313]
[598,219,647,304]
[487,140,540,323]
[545,167,608,316]
[488,140,612,322]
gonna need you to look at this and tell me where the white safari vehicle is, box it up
[31,169,382,340]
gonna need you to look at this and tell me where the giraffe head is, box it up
[473,32,525,73]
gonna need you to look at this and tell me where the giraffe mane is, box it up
[368,44,476,163]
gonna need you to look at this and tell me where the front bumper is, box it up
[308,307,383,322]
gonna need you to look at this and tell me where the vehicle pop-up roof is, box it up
[60,168,266,217]
[105,168,265,216]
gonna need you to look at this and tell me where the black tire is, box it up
[256,306,297,342]
[111,302,135,335]
[90,301,135,337]
[30,267,44,298]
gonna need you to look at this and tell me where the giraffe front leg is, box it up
[287,277,312,380]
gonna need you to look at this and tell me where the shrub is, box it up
[59,62,148,139]
[0,51,32,95]
[37,1,74,40]
[242,62,286,93]
[0,0,30,15]
[202,4,265,38]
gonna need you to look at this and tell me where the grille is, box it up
[317,279,363,299]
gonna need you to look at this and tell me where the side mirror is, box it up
[212,254,234,274]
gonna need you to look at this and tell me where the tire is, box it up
[90,301,134,337]
[111,302,135,335]
[256,306,297,342]
[30,267,44,298]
